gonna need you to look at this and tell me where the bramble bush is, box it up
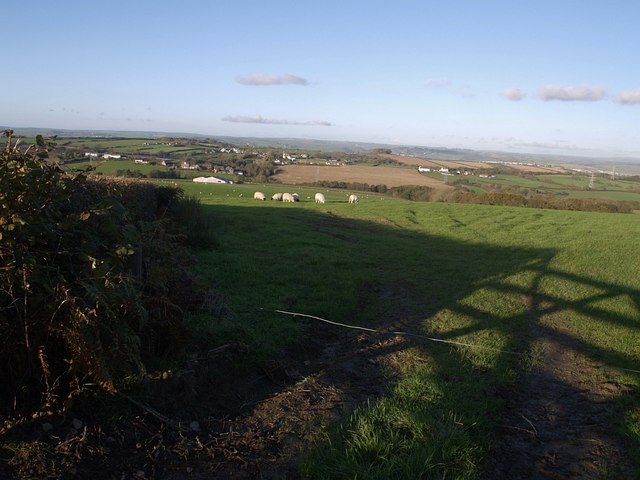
[0,130,211,415]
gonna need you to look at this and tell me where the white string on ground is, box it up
[273,309,640,375]
[274,309,525,356]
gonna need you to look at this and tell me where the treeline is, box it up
[114,169,183,179]
[387,185,434,201]
[306,180,389,192]
[0,131,216,415]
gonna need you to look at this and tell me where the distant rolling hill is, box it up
[4,126,640,174]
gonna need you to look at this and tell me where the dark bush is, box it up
[387,185,434,201]
[0,130,211,415]
[307,180,388,193]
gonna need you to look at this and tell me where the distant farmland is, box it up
[272,164,453,190]
[383,153,568,173]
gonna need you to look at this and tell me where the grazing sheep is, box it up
[292,193,300,202]
[348,194,359,204]
[282,193,295,203]
[315,193,326,204]
[254,191,266,201]
[271,192,283,201]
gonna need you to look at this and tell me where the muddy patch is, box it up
[482,298,635,479]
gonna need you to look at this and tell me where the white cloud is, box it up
[424,77,451,88]
[236,73,308,86]
[538,85,606,101]
[222,115,331,126]
[502,87,526,101]
[615,90,640,105]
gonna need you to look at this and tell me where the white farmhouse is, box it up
[193,176,232,184]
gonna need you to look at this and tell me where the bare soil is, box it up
[0,323,406,480]
[272,164,454,190]
[482,297,635,479]
[1,297,635,479]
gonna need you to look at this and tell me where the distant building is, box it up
[193,176,232,184]
[417,166,431,172]
[181,161,200,170]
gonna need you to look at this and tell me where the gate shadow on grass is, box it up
[158,203,640,478]
[191,206,640,477]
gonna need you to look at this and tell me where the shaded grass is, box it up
[187,191,640,478]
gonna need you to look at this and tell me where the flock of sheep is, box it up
[253,191,358,204]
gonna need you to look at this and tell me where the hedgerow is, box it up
[448,189,639,212]
[0,130,210,415]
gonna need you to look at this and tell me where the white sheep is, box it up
[271,192,283,201]
[254,191,266,201]
[315,193,326,204]
[282,193,295,203]
[348,194,359,204]
[292,193,300,202]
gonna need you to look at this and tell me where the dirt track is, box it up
[482,296,634,479]
[3,296,634,479]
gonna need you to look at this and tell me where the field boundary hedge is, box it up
[0,130,211,415]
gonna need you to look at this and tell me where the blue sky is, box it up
[3,0,640,158]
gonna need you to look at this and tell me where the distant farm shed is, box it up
[193,176,233,184]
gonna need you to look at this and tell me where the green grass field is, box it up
[457,172,640,201]
[65,159,161,175]
[181,183,640,478]
[58,137,214,156]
